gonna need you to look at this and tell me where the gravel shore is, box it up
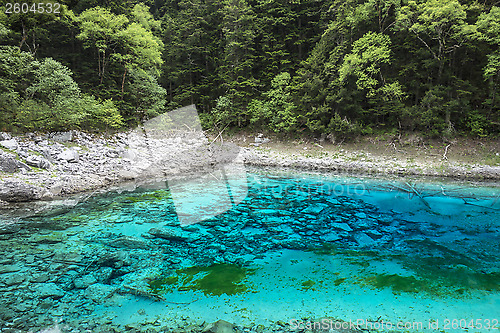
[1,131,498,205]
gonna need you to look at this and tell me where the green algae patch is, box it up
[310,242,500,297]
[123,190,172,203]
[311,243,379,259]
[148,264,254,296]
[310,243,339,255]
[402,253,500,296]
[148,276,178,294]
[334,277,347,286]
[301,279,316,290]
[30,232,67,244]
[364,274,428,294]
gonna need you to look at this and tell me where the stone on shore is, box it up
[25,155,51,169]
[57,149,79,162]
[0,180,42,202]
[0,139,18,150]
[0,152,30,173]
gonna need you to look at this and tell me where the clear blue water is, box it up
[0,167,499,332]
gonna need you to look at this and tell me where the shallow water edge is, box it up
[0,166,498,332]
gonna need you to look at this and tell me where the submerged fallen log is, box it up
[119,285,200,305]
[405,182,432,210]
[119,285,167,302]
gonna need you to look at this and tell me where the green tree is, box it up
[475,6,500,129]
[395,0,469,134]
[396,0,467,81]
[124,68,167,119]
[248,72,298,132]
[76,5,164,122]
[160,0,221,110]
[20,58,123,131]
[219,0,259,114]
[76,7,129,85]
[114,21,163,94]
[0,46,34,129]
[26,58,80,104]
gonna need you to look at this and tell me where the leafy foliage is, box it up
[0,0,498,137]
[248,72,298,133]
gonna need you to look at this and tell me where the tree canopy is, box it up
[0,0,498,138]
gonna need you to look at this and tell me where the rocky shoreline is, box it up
[1,131,499,206]
[0,130,241,205]
[242,139,500,181]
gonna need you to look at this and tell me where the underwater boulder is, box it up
[97,250,131,268]
[203,319,235,333]
[2,273,25,286]
[34,283,65,299]
[84,283,117,303]
[354,232,377,247]
[0,264,22,274]
[0,222,20,235]
[321,231,341,242]
[73,275,98,289]
[107,236,150,250]
[302,203,329,215]
[148,227,197,242]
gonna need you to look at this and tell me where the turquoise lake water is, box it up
[0,167,499,332]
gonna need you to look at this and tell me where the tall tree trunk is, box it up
[121,67,127,98]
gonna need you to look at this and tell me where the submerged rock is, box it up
[302,203,329,215]
[0,223,21,235]
[107,236,150,250]
[354,232,377,247]
[203,319,235,333]
[84,283,117,303]
[93,267,113,283]
[73,275,98,289]
[30,273,50,283]
[355,212,367,219]
[0,308,15,321]
[261,216,282,226]
[2,273,26,286]
[34,283,65,299]
[0,264,22,274]
[331,222,353,232]
[97,251,131,268]
[148,227,194,241]
[321,231,341,242]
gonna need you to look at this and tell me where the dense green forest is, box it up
[0,0,499,139]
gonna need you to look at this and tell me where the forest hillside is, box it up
[0,0,499,139]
